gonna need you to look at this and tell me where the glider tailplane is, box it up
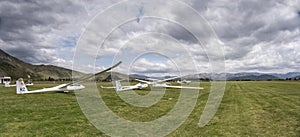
[16,78,28,94]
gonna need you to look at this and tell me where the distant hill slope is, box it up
[227,74,280,81]
[292,75,300,79]
[0,49,84,80]
[270,72,300,79]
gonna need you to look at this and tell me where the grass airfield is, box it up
[0,81,299,136]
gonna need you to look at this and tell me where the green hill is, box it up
[0,49,83,80]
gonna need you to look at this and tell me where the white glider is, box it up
[16,61,122,94]
[135,76,203,90]
[101,80,148,91]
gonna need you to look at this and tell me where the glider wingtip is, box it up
[117,61,122,65]
[113,61,122,68]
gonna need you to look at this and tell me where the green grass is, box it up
[0,81,299,136]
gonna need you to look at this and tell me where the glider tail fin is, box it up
[114,80,122,91]
[16,78,28,94]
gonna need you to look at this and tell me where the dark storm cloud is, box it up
[0,0,85,64]
[160,22,199,44]
[88,0,300,73]
[0,0,299,73]
[187,0,300,62]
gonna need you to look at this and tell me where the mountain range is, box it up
[130,72,300,81]
[0,49,299,81]
[0,49,84,80]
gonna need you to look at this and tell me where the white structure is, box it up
[0,76,11,84]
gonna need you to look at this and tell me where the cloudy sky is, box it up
[0,0,299,76]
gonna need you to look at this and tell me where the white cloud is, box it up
[0,0,299,74]
[130,58,175,73]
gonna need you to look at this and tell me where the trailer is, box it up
[0,76,11,85]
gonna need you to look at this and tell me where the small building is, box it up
[0,76,11,84]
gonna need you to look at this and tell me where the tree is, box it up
[48,76,54,81]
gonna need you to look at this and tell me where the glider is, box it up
[16,61,122,94]
[101,80,148,91]
[135,76,203,90]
